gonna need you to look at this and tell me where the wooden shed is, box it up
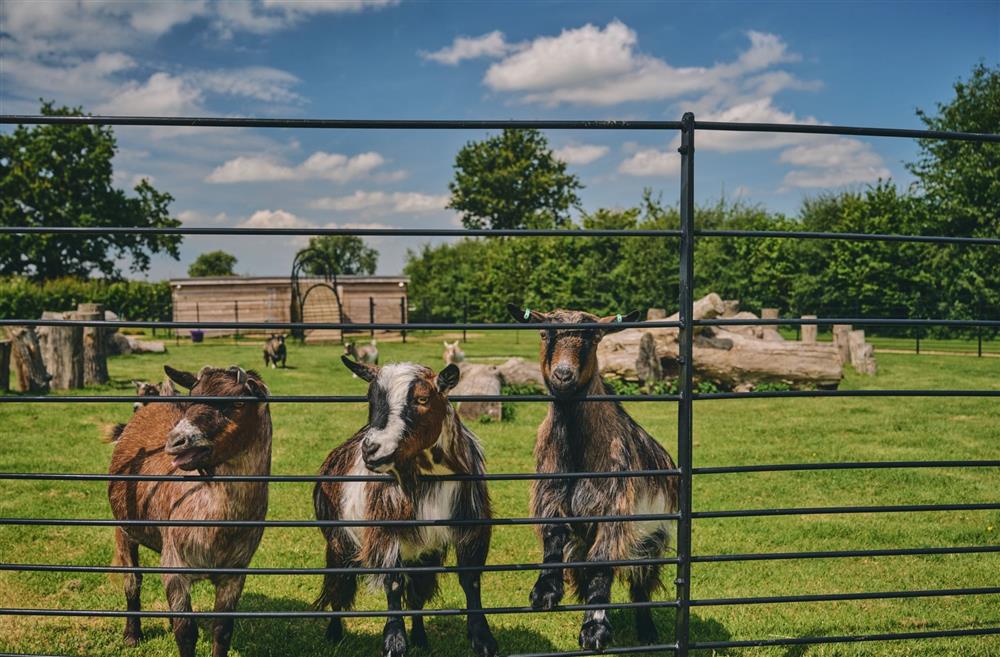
[170,275,409,342]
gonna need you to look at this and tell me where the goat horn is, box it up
[197,366,212,380]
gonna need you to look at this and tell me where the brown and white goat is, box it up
[313,357,497,657]
[263,334,287,369]
[443,340,465,365]
[344,339,379,367]
[509,305,678,651]
[108,365,271,657]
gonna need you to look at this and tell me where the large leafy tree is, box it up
[909,62,999,324]
[448,129,582,230]
[299,235,378,277]
[0,102,181,280]
[188,250,237,277]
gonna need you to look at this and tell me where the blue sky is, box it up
[1,0,997,278]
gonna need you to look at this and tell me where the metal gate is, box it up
[1,111,999,656]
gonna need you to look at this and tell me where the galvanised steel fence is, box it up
[1,112,999,657]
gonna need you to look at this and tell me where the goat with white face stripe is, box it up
[313,356,497,657]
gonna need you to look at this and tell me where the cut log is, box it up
[849,329,877,375]
[636,332,663,384]
[0,339,10,392]
[126,337,166,354]
[646,308,667,321]
[37,311,84,390]
[76,303,109,386]
[453,363,502,422]
[107,332,132,356]
[496,357,544,387]
[800,315,818,344]
[832,324,852,365]
[4,326,50,392]
[720,300,740,317]
[761,308,779,319]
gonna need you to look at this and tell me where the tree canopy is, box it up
[188,250,237,277]
[0,102,181,280]
[448,129,582,230]
[298,235,378,277]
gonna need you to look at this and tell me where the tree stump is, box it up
[636,332,663,384]
[761,308,779,319]
[832,324,852,365]
[76,303,109,386]
[0,340,11,392]
[453,363,502,422]
[37,312,84,390]
[849,329,877,375]
[646,308,667,321]
[800,315,818,344]
[4,327,50,393]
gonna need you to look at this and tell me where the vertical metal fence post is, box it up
[675,112,696,657]
[369,297,375,339]
[400,296,407,344]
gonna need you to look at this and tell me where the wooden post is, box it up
[234,300,240,344]
[369,297,375,338]
[463,296,468,343]
[76,303,109,386]
[646,308,667,321]
[761,308,779,319]
[849,329,877,375]
[400,296,407,344]
[37,311,84,389]
[832,324,852,365]
[0,339,11,392]
[4,326,50,392]
[800,315,817,344]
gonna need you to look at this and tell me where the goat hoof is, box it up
[579,617,613,651]
[325,619,344,643]
[409,625,428,648]
[470,630,499,657]
[529,578,563,610]
[383,623,407,657]
[637,622,659,645]
[123,631,143,647]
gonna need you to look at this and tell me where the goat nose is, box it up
[552,366,575,383]
[166,432,187,451]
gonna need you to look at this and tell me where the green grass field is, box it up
[1,331,998,656]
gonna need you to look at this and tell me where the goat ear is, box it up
[598,310,641,333]
[341,355,377,382]
[164,365,198,390]
[436,364,460,393]
[508,303,545,324]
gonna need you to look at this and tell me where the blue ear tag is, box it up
[615,313,623,323]
[524,308,531,320]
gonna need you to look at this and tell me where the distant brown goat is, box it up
[314,357,497,657]
[107,379,178,442]
[509,305,678,651]
[108,365,271,657]
[263,334,286,369]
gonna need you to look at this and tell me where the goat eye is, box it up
[539,330,547,339]
[233,402,245,409]
[416,396,429,405]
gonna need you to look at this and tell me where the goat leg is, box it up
[530,523,569,610]
[115,527,144,646]
[382,570,408,657]
[578,564,614,651]
[210,575,245,657]
[163,573,197,657]
[457,534,499,657]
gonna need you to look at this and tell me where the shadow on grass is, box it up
[230,593,561,657]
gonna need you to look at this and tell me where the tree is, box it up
[299,235,378,277]
[909,62,1000,329]
[188,250,237,277]
[0,102,181,280]
[448,129,582,230]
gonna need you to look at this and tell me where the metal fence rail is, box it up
[0,111,997,657]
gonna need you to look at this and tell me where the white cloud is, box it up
[482,22,806,107]
[308,191,450,215]
[186,67,304,104]
[421,31,518,65]
[779,138,890,189]
[618,149,680,177]
[207,151,394,184]
[553,143,609,165]
[240,209,311,228]
[97,72,204,116]
[178,210,232,224]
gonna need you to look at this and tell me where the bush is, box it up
[0,277,172,321]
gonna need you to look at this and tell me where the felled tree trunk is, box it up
[496,357,544,387]
[5,327,50,393]
[598,293,843,390]
[453,363,502,422]
[37,311,84,390]
[0,340,11,392]
[75,303,109,386]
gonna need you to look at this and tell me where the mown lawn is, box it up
[1,330,998,656]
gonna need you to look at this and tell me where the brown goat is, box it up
[314,357,497,657]
[509,305,678,651]
[108,365,271,657]
[263,334,286,369]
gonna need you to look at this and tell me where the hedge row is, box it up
[0,277,172,321]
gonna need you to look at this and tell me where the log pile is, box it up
[597,294,851,391]
[452,357,544,422]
